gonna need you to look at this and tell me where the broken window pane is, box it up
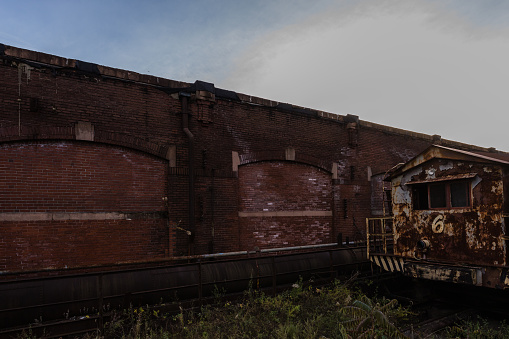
[450,181,469,207]
[412,184,429,210]
[429,183,447,208]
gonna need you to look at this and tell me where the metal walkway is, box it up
[0,244,367,338]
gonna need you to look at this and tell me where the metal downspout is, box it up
[210,169,215,253]
[181,93,195,254]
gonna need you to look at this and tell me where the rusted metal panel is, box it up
[368,252,509,288]
[0,247,367,330]
[405,173,477,185]
[366,145,509,288]
[391,157,506,267]
[404,262,482,286]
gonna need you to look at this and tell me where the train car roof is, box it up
[389,144,509,179]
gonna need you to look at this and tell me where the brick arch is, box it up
[238,161,333,250]
[0,125,170,160]
[238,150,332,174]
[0,140,170,272]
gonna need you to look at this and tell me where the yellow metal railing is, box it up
[366,217,394,259]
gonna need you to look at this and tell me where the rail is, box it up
[0,243,344,279]
[366,217,394,258]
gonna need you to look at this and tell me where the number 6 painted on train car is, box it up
[432,215,444,233]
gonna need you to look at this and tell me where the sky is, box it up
[1,0,509,150]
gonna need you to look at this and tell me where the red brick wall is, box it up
[239,162,332,212]
[0,141,168,212]
[238,162,332,249]
[335,127,432,241]
[0,141,170,271]
[1,45,488,271]
[1,220,167,271]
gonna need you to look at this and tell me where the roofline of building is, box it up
[0,43,503,154]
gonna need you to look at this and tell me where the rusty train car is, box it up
[367,145,509,289]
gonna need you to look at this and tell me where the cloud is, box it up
[222,0,509,150]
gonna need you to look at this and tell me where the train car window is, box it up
[412,184,429,210]
[429,183,447,208]
[408,179,472,210]
[450,181,470,207]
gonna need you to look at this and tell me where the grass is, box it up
[442,316,509,339]
[19,278,509,338]
[78,278,412,339]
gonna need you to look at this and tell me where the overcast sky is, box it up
[1,0,508,150]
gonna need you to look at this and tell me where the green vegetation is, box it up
[443,316,509,339]
[82,278,412,339]
[18,279,509,338]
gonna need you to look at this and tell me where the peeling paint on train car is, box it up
[368,145,509,288]
[404,262,483,285]
[392,156,507,267]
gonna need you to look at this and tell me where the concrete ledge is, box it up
[75,121,94,141]
[2,43,189,89]
[238,210,332,217]
[0,212,165,221]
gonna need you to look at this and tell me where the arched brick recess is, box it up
[238,150,332,173]
[0,126,169,159]
[238,161,333,250]
[0,140,171,271]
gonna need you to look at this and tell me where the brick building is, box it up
[0,44,499,272]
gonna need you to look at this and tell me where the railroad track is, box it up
[403,303,475,338]
[8,258,508,338]
[383,277,509,338]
